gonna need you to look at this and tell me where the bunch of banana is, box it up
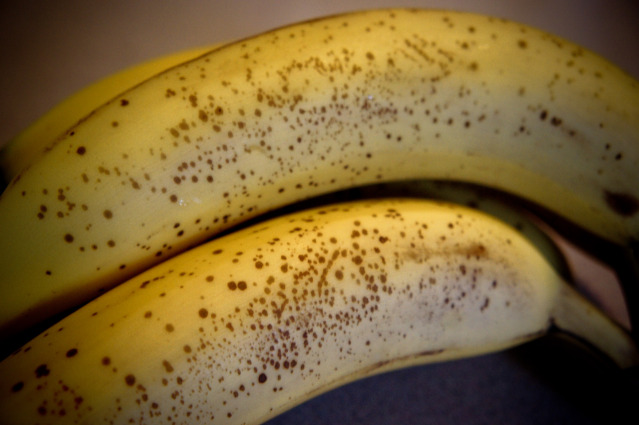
[1,8,638,342]
[0,8,638,423]
[0,198,636,425]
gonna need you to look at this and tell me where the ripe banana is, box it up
[1,8,638,342]
[0,43,223,185]
[1,198,635,425]
[0,179,578,358]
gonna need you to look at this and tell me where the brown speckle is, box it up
[162,360,174,373]
[35,364,50,378]
[480,297,490,311]
[124,374,136,386]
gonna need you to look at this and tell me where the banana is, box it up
[1,8,638,342]
[0,179,579,358]
[1,198,635,425]
[0,43,223,185]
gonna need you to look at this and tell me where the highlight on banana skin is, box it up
[0,7,638,425]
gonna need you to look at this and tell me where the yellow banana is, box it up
[0,179,578,357]
[1,198,635,425]
[1,8,638,341]
[0,43,223,184]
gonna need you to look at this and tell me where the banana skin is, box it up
[0,44,225,185]
[1,198,635,425]
[1,8,638,342]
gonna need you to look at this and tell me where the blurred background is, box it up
[1,1,638,423]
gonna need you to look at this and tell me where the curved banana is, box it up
[0,179,578,357]
[1,198,635,425]
[0,43,223,185]
[1,8,638,340]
